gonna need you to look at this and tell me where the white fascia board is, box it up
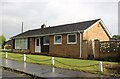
[99,20,112,38]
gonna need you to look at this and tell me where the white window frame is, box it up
[43,36,49,45]
[67,34,77,44]
[54,35,62,44]
[15,38,28,49]
[15,39,19,49]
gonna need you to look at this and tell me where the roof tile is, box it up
[12,19,100,38]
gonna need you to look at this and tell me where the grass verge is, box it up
[1,52,119,77]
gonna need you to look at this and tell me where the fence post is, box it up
[6,52,8,59]
[24,54,26,62]
[99,61,103,72]
[52,57,54,65]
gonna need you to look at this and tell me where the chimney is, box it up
[41,24,46,28]
[22,22,23,33]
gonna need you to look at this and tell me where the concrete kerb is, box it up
[2,66,45,79]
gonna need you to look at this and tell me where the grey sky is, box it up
[118,1,120,35]
[1,0,119,40]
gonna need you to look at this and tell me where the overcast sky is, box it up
[1,0,119,40]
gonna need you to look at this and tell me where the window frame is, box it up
[15,38,28,49]
[67,34,77,44]
[54,35,62,45]
[43,36,49,45]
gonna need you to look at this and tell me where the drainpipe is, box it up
[79,31,83,58]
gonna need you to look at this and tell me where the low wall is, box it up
[100,52,118,59]
[83,40,120,60]
[12,49,30,53]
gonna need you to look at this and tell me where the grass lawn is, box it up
[0,52,119,77]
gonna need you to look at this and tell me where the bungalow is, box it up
[11,19,112,59]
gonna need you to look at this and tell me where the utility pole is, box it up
[22,22,23,33]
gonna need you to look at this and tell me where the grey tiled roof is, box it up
[12,19,100,39]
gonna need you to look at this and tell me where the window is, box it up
[67,34,77,44]
[43,36,49,45]
[54,35,62,44]
[36,38,39,46]
[15,38,28,49]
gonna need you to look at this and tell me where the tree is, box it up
[0,35,6,49]
[112,35,120,40]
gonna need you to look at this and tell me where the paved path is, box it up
[2,68,31,79]
[1,58,104,78]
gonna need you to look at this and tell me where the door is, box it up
[35,38,41,53]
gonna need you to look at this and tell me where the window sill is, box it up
[67,42,77,44]
[54,43,62,45]
[43,44,49,45]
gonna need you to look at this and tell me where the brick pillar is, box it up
[82,40,88,59]
[94,40,100,59]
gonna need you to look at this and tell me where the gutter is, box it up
[11,30,84,39]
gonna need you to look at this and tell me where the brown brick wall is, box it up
[29,37,35,53]
[83,23,110,58]
[100,52,118,59]
[83,23,110,41]
[49,33,80,58]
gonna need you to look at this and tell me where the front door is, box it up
[35,38,41,53]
